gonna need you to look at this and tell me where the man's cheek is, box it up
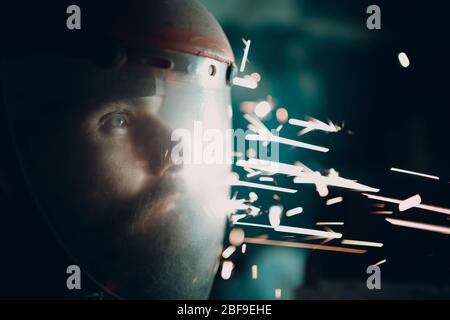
[88,145,150,205]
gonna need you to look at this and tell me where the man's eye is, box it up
[108,113,128,129]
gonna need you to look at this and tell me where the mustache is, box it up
[125,164,190,234]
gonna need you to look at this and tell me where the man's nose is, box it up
[133,116,178,177]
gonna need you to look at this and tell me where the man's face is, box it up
[5,59,231,298]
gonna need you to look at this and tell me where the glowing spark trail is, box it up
[385,218,450,235]
[252,265,258,280]
[289,117,338,133]
[286,207,303,217]
[234,221,342,239]
[369,211,393,215]
[341,239,384,248]
[275,289,282,299]
[326,196,343,206]
[374,259,387,267]
[363,193,450,216]
[294,173,379,192]
[222,246,237,259]
[244,237,367,254]
[399,194,422,212]
[390,167,439,180]
[246,134,329,152]
[316,222,344,226]
[237,158,304,176]
[231,180,297,194]
[221,261,234,280]
[233,76,258,89]
[240,39,251,72]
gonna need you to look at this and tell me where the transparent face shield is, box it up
[1,48,235,298]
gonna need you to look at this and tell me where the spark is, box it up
[232,76,258,89]
[398,52,410,68]
[276,108,289,124]
[294,173,379,193]
[221,261,234,280]
[288,117,339,133]
[254,101,272,118]
[240,39,251,72]
[269,205,283,227]
[246,133,329,153]
[234,221,342,239]
[286,207,303,217]
[399,194,422,212]
[326,196,343,206]
[314,171,329,197]
[249,192,258,202]
[222,246,237,259]
[390,167,439,180]
[385,218,450,235]
[369,211,393,215]
[231,213,247,223]
[252,265,258,280]
[275,288,282,299]
[244,237,367,254]
[229,228,245,246]
[316,222,344,226]
[363,193,450,216]
[237,158,303,176]
[373,259,386,267]
[341,239,384,248]
[246,171,261,178]
[231,180,298,194]
[248,205,261,216]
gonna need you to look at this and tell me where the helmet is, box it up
[1,0,235,298]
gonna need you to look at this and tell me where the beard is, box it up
[50,166,227,299]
